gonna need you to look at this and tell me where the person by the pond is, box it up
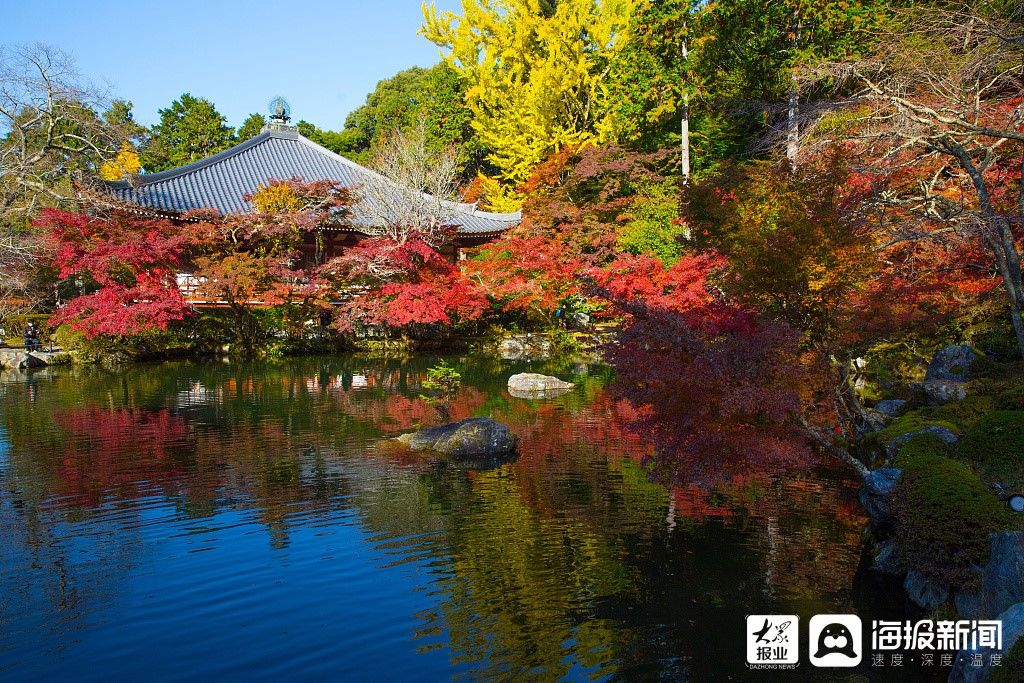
[24,322,40,352]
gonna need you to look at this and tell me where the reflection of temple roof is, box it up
[106,128,520,237]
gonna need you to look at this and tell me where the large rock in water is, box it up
[396,418,518,463]
[925,344,978,382]
[507,373,575,398]
[859,467,902,529]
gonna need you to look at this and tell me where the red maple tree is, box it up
[589,252,816,484]
[322,235,488,333]
[38,208,191,337]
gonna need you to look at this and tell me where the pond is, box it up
[0,354,923,681]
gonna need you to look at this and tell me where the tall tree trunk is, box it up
[786,15,802,167]
[681,29,691,184]
[786,82,799,166]
[681,94,691,185]
[992,231,1024,357]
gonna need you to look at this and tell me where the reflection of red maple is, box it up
[52,407,192,506]
[328,383,488,433]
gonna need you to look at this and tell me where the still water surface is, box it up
[0,355,915,681]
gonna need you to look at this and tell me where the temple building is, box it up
[106,109,520,269]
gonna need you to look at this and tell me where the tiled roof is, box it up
[106,129,520,235]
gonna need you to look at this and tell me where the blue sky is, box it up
[2,0,462,130]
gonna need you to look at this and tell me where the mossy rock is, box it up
[890,433,954,468]
[893,453,1010,590]
[931,394,995,426]
[869,413,961,451]
[956,411,1024,487]
[869,395,994,450]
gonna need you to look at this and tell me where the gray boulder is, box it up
[952,532,1024,622]
[507,373,575,398]
[982,532,1024,619]
[886,426,960,459]
[396,417,518,463]
[860,467,902,528]
[916,379,969,405]
[857,408,888,435]
[566,312,590,329]
[904,569,949,609]
[497,335,552,360]
[955,588,985,621]
[926,344,978,382]
[871,539,903,576]
[949,601,1024,683]
[875,399,908,417]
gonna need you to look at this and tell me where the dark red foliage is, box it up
[590,253,815,484]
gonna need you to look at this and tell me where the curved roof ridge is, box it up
[107,131,286,188]
[105,129,520,235]
[461,207,522,221]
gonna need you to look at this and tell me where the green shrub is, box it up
[549,328,581,354]
[422,361,462,398]
[972,323,1022,363]
[616,180,685,265]
[858,341,931,388]
[956,411,1024,486]
[893,454,1010,589]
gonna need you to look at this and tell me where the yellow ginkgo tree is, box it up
[421,0,636,186]
[98,142,142,181]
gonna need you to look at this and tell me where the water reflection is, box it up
[0,356,884,681]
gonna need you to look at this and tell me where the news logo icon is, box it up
[809,614,863,667]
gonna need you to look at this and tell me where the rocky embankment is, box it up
[856,344,1024,681]
[0,348,68,370]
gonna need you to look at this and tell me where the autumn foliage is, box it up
[590,252,814,483]
[466,236,582,320]
[324,236,488,332]
[40,209,190,337]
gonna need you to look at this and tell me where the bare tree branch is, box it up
[356,118,461,248]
